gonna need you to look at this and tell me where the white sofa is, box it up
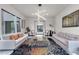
[0,34,28,50]
[52,34,68,52]
[15,35,28,48]
[48,32,79,53]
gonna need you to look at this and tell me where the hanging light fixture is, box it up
[32,4,48,21]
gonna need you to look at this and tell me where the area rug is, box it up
[47,38,69,55]
[11,41,48,55]
[11,45,31,55]
[11,39,69,55]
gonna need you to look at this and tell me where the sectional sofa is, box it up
[0,33,28,50]
[48,32,79,54]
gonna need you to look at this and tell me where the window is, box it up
[34,21,46,35]
[16,17,21,32]
[2,9,15,34]
[17,21,21,32]
[5,21,15,34]
[1,9,21,34]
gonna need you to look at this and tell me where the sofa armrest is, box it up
[15,34,28,48]
[0,40,16,50]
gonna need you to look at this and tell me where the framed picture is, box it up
[62,10,79,27]
[37,25,43,32]
[34,20,46,35]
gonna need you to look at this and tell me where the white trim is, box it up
[20,19,22,32]
[2,32,22,37]
[0,35,3,40]
[14,17,17,33]
[1,9,22,35]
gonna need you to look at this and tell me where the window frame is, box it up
[1,9,22,35]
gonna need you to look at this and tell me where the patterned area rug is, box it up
[11,38,69,55]
[11,41,48,55]
[47,38,69,55]
[11,45,31,55]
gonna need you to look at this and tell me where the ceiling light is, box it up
[32,4,48,21]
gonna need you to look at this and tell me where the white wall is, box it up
[55,4,79,35]
[45,17,55,31]
[0,4,26,35]
[25,17,55,33]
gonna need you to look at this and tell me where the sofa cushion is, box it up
[9,35,15,40]
[9,34,24,40]
[57,32,79,40]
[18,34,23,38]
[57,32,66,39]
[53,34,68,46]
[15,34,19,40]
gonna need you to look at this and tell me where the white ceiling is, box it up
[11,4,70,18]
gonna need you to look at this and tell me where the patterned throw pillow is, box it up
[9,35,15,40]
[15,34,19,40]
[9,33,24,40]
[18,34,23,38]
